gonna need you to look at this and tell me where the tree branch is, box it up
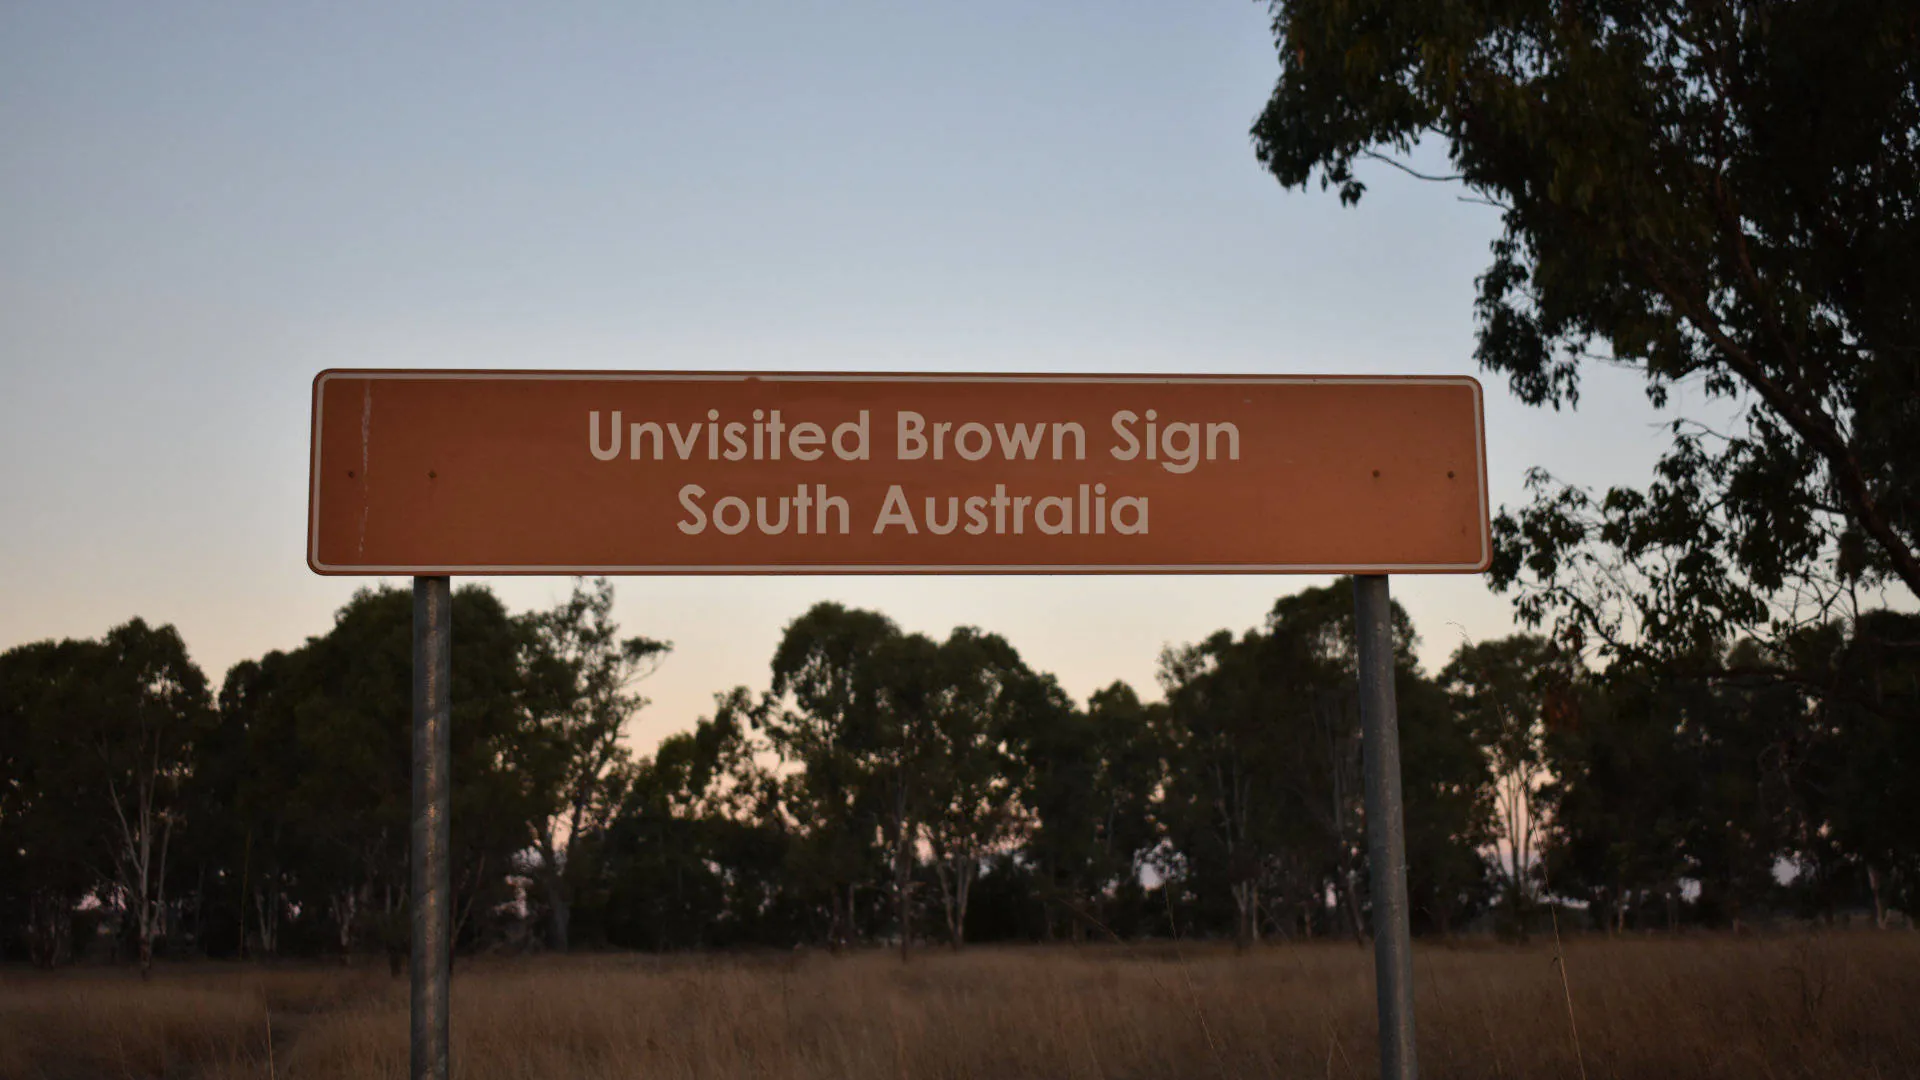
[1359,149,1465,183]
[1636,253,1920,597]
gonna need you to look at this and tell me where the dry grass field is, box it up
[3,932,1917,1080]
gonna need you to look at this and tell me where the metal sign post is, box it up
[1354,573,1418,1079]
[411,576,453,1080]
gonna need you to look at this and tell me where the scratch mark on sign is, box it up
[358,382,372,557]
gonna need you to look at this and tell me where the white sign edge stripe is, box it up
[1472,375,1490,569]
[308,562,1494,574]
[313,369,1486,386]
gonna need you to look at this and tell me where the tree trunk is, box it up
[933,855,974,951]
[135,798,158,977]
[237,832,252,960]
[192,866,208,959]
[331,888,359,962]
[1340,870,1366,947]
[254,885,280,957]
[827,888,847,953]
[1230,880,1259,951]
[545,874,572,952]
[1869,864,1889,930]
[895,833,912,963]
[950,861,972,950]
[28,890,72,968]
[107,769,173,979]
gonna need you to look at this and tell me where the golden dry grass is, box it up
[3,932,1917,1079]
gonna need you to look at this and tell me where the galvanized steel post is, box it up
[1354,574,1418,1080]
[412,576,453,1080]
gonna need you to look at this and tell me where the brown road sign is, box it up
[307,371,1489,575]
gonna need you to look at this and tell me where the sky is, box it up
[1,2,1713,752]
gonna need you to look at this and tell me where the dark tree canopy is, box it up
[1254,0,1920,660]
[6,587,1913,961]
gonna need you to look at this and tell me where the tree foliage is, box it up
[517,577,670,950]
[1253,0,1920,660]
[5,581,1912,962]
[0,624,210,970]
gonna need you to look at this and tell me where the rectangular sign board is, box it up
[308,371,1488,575]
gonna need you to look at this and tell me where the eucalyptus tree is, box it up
[1826,612,1920,925]
[1539,669,1696,932]
[1766,612,1920,927]
[81,621,211,975]
[1259,585,1379,943]
[0,622,211,973]
[0,639,128,965]
[1395,670,1497,937]
[1827,613,1920,926]
[1253,0,1920,662]
[1013,681,1165,941]
[204,586,538,959]
[763,602,908,950]
[517,577,670,951]
[1440,635,1567,932]
[204,650,310,957]
[597,689,785,949]
[920,627,1055,949]
[1157,625,1319,949]
[763,604,1087,953]
[1159,582,1491,946]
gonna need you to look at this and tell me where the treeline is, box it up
[2,579,1915,970]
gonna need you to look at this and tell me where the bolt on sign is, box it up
[307,371,1488,575]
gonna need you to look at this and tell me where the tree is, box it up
[1440,635,1566,936]
[201,651,311,958]
[763,603,906,951]
[1156,581,1493,947]
[1260,584,1382,945]
[597,689,786,950]
[1823,613,1920,925]
[1769,612,1920,927]
[1253,0,1920,659]
[1396,669,1498,937]
[1157,627,1301,949]
[81,622,212,975]
[0,622,211,974]
[1012,681,1164,942]
[1539,669,1695,933]
[920,627,1050,950]
[202,586,539,962]
[1156,583,1380,949]
[762,605,1079,954]
[0,639,123,966]
[517,577,670,951]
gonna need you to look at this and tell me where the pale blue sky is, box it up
[3,2,1705,749]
